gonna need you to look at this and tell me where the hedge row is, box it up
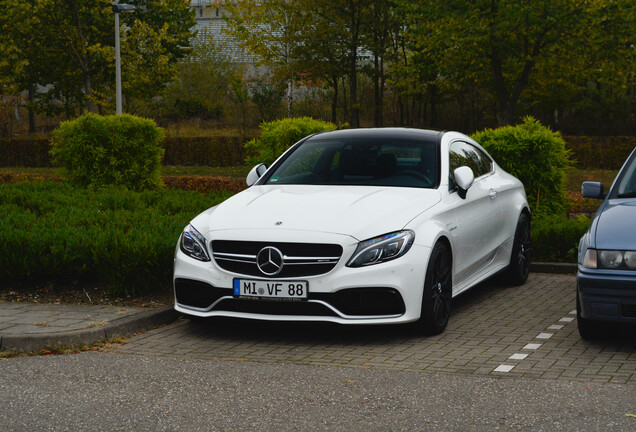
[0,136,247,167]
[0,172,248,194]
[1,134,633,170]
[531,214,591,263]
[162,136,245,166]
[564,136,636,170]
[0,181,232,294]
[0,138,52,167]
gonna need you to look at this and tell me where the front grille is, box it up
[211,240,343,278]
[621,303,636,318]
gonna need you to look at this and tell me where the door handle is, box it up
[489,189,497,199]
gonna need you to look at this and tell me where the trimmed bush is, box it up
[531,214,591,262]
[245,117,337,166]
[472,117,571,216]
[50,113,165,191]
[0,181,231,294]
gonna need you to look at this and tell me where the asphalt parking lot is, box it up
[113,273,636,385]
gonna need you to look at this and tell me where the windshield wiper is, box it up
[616,191,636,198]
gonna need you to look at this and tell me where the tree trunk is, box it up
[287,79,293,117]
[331,75,339,124]
[82,67,96,113]
[349,51,359,128]
[27,84,36,133]
[342,77,348,123]
[379,56,385,127]
[373,52,380,127]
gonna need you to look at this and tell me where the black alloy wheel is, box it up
[416,242,452,335]
[507,213,531,285]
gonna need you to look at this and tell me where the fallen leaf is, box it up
[626,414,636,418]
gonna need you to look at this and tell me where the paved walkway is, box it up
[0,303,177,352]
[113,273,636,385]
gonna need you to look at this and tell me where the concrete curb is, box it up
[0,307,180,353]
[531,262,577,274]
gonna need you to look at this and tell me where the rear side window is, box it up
[449,141,493,181]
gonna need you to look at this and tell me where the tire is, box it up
[506,212,531,286]
[415,242,452,335]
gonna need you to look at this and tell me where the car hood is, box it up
[199,185,441,241]
[594,199,636,250]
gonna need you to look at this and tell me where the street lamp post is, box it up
[112,3,136,115]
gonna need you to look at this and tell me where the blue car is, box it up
[577,147,636,339]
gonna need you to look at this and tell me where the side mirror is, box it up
[582,181,605,199]
[454,166,474,199]
[246,163,268,186]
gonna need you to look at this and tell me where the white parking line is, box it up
[536,333,553,339]
[523,343,542,350]
[494,365,515,373]
[509,353,529,360]
[493,309,576,374]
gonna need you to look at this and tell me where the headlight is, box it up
[582,248,636,270]
[180,224,210,262]
[347,230,415,267]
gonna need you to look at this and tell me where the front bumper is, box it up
[577,266,636,324]
[173,240,431,325]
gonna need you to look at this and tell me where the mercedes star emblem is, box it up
[256,246,284,276]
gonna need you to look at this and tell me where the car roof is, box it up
[310,127,445,144]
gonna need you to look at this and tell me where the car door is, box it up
[447,140,502,288]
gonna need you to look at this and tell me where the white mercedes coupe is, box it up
[174,128,530,334]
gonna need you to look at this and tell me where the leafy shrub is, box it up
[531,214,591,262]
[0,181,231,294]
[472,116,571,216]
[50,113,165,191]
[245,117,337,166]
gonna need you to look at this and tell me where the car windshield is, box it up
[615,155,636,198]
[264,136,439,188]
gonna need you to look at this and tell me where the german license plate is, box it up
[233,279,308,300]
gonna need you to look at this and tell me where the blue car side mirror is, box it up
[582,181,605,199]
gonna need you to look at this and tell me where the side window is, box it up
[449,141,493,182]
